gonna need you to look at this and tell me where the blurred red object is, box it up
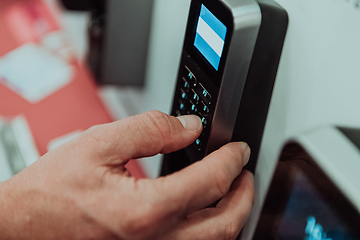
[0,0,146,179]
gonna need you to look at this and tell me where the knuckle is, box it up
[81,124,107,145]
[146,111,171,128]
[144,111,173,139]
[84,123,119,148]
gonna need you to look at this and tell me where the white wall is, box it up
[142,0,191,114]
[138,0,192,178]
[241,0,360,238]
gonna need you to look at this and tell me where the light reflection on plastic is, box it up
[305,216,333,240]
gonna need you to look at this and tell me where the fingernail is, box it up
[241,142,251,165]
[177,115,202,131]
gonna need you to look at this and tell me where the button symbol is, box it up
[184,81,189,89]
[203,89,208,97]
[203,105,209,113]
[188,72,194,80]
[191,104,197,112]
[181,92,187,99]
[201,117,207,125]
[193,93,199,102]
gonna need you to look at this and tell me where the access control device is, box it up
[163,0,261,166]
[161,0,288,174]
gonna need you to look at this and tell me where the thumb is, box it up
[79,111,202,164]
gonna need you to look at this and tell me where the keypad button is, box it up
[200,101,209,116]
[201,116,208,126]
[189,100,197,113]
[192,89,200,103]
[203,105,209,113]
[193,93,199,102]
[195,138,202,150]
[183,79,190,91]
[180,89,188,100]
[196,83,212,104]
[179,102,185,112]
[198,112,207,128]
[183,66,197,85]
[190,103,198,113]
[179,100,191,115]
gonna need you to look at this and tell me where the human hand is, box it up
[0,111,254,240]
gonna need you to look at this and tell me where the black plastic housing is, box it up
[232,0,289,173]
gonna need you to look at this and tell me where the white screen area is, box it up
[194,4,227,70]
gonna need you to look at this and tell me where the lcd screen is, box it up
[194,4,227,71]
[252,144,360,240]
[277,171,358,240]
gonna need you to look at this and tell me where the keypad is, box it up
[176,66,213,151]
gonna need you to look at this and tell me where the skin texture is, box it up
[0,111,254,240]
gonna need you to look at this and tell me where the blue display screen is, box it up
[194,4,227,71]
[277,172,358,240]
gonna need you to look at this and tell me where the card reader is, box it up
[162,0,288,175]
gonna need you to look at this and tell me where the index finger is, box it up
[76,111,202,165]
[156,142,251,216]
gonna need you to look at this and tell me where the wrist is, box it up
[0,178,18,239]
